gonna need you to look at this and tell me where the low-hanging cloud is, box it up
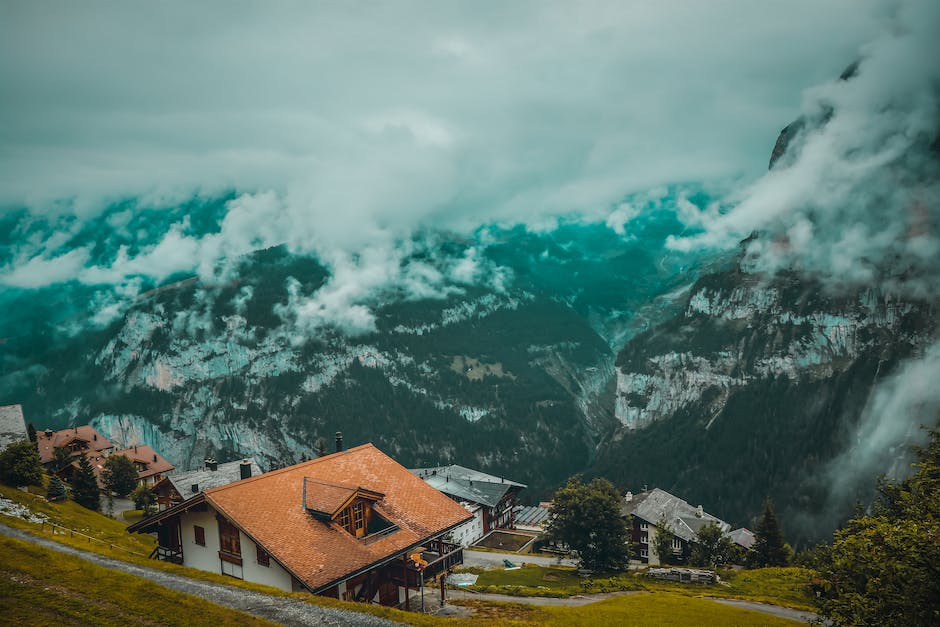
[668,0,940,515]
[0,0,894,332]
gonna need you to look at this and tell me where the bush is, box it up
[130,484,157,516]
[0,440,43,487]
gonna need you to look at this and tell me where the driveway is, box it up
[462,548,578,568]
[0,522,393,627]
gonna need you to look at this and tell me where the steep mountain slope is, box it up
[2,213,714,499]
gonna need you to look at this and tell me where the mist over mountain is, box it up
[2,0,938,541]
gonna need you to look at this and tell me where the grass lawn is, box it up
[0,533,275,627]
[452,592,802,626]
[642,567,817,611]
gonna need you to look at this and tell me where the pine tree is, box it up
[26,422,37,443]
[71,454,101,511]
[46,476,69,502]
[751,498,791,567]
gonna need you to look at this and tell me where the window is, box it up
[218,517,241,558]
[640,548,648,558]
[639,522,648,530]
[256,545,270,567]
[672,538,682,550]
[640,534,648,544]
[354,503,364,531]
[339,507,351,533]
[194,525,206,546]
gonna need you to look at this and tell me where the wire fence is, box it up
[38,519,150,558]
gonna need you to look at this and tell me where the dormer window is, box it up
[303,478,397,540]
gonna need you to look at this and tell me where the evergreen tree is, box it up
[102,454,139,498]
[547,476,630,572]
[46,476,69,502]
[750,498,791,567]
[71,454,100,511]
[816,424,940,625]
[26,422,37,443]
[0,440,43,486]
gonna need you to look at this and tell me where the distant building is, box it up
[153,458,263,510]
[621,488,731,565]
[726,527,756,551]
[36,425,113,468]
[512,504,550,533]
[0,404,28,451]
[410,464,526,547]
[108,444,175,487]
[128,442,470,605]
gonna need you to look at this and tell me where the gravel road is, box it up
[0,522,396,627]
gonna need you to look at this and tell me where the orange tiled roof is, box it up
[36,426,113,464]
[111,444,175,479]
[204,443,472,591]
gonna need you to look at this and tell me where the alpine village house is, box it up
[128,438,471,606]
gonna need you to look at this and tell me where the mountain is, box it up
[0,203,717,499]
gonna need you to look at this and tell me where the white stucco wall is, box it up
[446,505,484,547]
[178,506,293,591]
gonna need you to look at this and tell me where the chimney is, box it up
[335,431,343,453]
[696,505,704,518]
[624,491,633,502]
[134,445,138,453]
[205,458,218,471]
[191,483,199,493]
[44,429,53,437]
[153,454,158,463]
[93,434,97,441]
[239,459,252,480]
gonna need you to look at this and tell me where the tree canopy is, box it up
[816,425,940,625]
[0,440,42,487]
[71,453,100,511]
[547,476,630,572]
[46,476,69,502]
[130,484,157,516]
[689,522,736,568]
[102,454,139,498]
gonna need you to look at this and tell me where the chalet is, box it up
[108,444,175,487]
[152,458,263,511]
[36,425,113,469]
[0,404,28,451]
[410,464,525,547]
[621,488,731,565]
[127,440,471,606]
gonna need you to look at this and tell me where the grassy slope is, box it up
[0,534,274,627]
[1,484,808,625]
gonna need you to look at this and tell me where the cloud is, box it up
[669,0,940,298]
[0,1,890,330]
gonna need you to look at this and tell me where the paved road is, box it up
[0,522,394,627]
[710,597,822,624]
[462,548,578,568]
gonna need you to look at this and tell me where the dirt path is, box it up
[0,522,394,627]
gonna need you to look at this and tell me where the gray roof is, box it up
[410,464,526,508]
[513,504,550,527]
[0,404,28,451]
[621,488,730,542]
[164,459,263,500]
[726,527,756,549]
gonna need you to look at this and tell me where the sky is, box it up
[0,1,935,332]
[1,3,885,275]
